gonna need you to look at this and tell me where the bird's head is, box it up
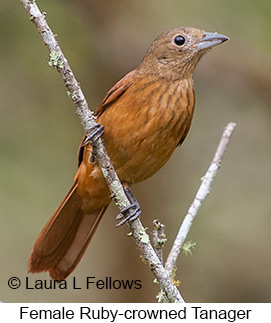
[139,27,229,80]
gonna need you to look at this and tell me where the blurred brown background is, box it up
[1,0,270,302]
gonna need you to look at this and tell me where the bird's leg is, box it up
[81,123,105,147]
[116,187,141,227]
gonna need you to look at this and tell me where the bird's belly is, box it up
[104,110,193,184]
[115,134,178,183]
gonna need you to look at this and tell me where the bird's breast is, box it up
[98,76,195,183]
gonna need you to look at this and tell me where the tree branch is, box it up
[20,0,184,302]
[165,122,236,274]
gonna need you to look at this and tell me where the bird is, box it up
[28,27,229,281]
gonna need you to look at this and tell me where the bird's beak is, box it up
[197,32,229,51]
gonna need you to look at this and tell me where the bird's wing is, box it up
[95,69,136,117]
[77,70,136,168]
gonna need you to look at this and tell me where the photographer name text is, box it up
[8,276,142,290]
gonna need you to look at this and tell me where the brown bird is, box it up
[29,27,229,280]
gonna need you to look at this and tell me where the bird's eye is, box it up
[174,35,185,46]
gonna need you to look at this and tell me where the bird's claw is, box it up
[116,203,141,227]
[82,123,104,147]
[115,188,141,227]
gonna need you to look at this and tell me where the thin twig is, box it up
[152,220,167,264]
[20,0,184,302]
[165,122,236,274]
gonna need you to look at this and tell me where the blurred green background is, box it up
[1,0,270,302]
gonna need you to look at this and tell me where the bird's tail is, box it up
[28,183,107,280]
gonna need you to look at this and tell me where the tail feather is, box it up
[28,183,107,280]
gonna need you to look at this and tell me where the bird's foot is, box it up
[116,188,141,227]
[81,123,104,147]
